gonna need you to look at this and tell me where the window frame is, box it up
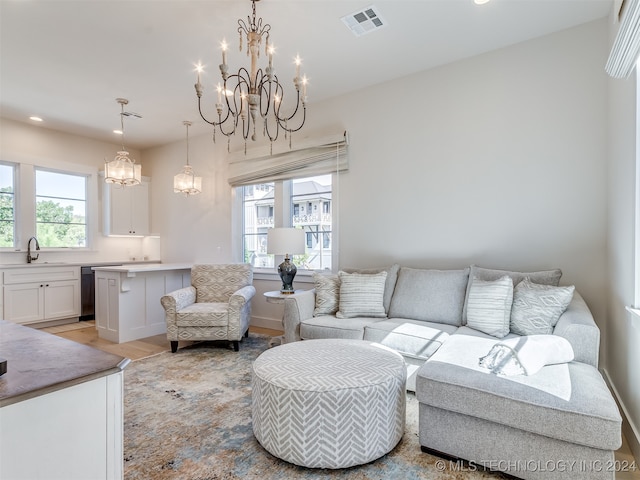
[0,162,17,249]
[1,161,98,254]
[34,167,89,249]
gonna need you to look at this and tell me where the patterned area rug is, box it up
[124,334,506,479]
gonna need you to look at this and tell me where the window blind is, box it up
[606,0,640,79]
[228,131,348,187]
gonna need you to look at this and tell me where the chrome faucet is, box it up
[27,236,40,263]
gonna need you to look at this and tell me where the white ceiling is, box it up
[0,0,613,150]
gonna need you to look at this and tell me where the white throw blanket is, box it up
[478,335,574,376]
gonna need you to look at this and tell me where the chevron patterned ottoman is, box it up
[251,339,406,469]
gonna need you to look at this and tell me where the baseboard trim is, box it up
[602,368,640,462]
[250,316,283,332]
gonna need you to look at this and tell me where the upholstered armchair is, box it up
[160,264,255,353]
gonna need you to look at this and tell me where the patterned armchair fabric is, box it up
[160,264,255,353]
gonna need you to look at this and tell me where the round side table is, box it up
[263,290,306,347]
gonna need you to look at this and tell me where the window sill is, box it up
[252,268,318,284]
[625,306,640,322]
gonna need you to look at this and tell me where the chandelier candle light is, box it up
[267,227,305,294]
[104,98,141,187]
[174,121,202,196]
[194,0,308,153]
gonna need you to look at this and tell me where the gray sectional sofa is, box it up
[282,264,623,480]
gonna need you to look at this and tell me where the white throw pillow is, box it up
[313,272,340,316]
[510,278,575,335]
[336,271,387,319]
[466,275,514,338]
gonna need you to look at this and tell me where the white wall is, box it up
[606,23,640,460]
[0,118,157,264]
[334,20,608,323]
[143,132,232,264]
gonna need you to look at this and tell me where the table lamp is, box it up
[267,227,305,294]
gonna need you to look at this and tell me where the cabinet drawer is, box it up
[3,266,80,284]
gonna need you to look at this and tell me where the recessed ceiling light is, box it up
[474,0,491,4]
[29,116,43,122]
[113,129,123,135]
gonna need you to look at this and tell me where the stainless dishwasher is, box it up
[80,266,95,320]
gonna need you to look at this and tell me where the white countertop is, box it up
[0,260,158,269]
[92,263,192,273]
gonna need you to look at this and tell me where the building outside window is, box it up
[241,174,332,271]
[292,175,332,270]
[35,169,87,248]
[0,163,15,248]
[242,182,275,267]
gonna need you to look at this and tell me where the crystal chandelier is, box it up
[104,98,141,186]
[194,0,307,152]
[173,121,202,196]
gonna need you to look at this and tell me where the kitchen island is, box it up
[93,263,192,343]
[0,320,128,479]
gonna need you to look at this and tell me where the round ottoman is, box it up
[251,339,406,469]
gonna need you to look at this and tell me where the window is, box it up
[292,175,332,270]
[35,169,87,248]
[242,183,275,267]
[230,131,347,271]
[0,163,15,248]
[241,174,332,271]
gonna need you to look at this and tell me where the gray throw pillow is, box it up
[342,264,399,313]
[463,265,562,324]
[388,267,470,326]
[336,271,388,319]
[466,275,514,338]
[510,278,575,335]
[312,272,340,316]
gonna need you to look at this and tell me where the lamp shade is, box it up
[267,228,305,255]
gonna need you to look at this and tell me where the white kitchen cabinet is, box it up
[103,179,150,236]
[0,320,127,480]
[2,266,81,325]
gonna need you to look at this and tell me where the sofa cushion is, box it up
[388,267,470,326]
[312,272,340,316]
[300,315,381,340]
[342,264,400,313]
[510,278,575,336]
[466,275,513,338]
[364,319,457,361]
[463,265,563,324]
[416,335,622,451]
[336,271,388,319]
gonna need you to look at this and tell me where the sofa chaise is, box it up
[282,264,622,479]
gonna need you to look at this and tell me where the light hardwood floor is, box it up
[40,321,283,361]
[40,321,639,478]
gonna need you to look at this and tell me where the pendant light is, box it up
[173,121,202,196]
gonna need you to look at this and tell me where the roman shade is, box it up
[606,0,640,79]
[228,131,348,186]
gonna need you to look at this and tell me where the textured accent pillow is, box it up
[463,265,562,324]
[510,278,575,335]
[466,275,514,338]
[388,267,470,326]
[336,271,388,319]
[342,264,400,313]
[312,272,340,316]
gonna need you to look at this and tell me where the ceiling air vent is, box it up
[341,5,386,37]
